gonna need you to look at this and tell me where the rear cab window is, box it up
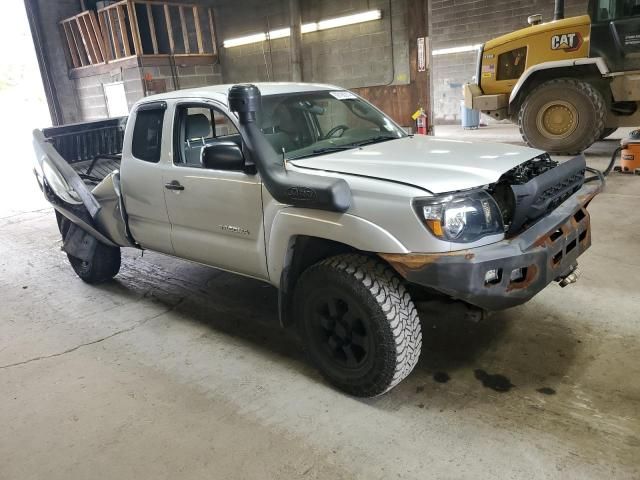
[132,103,166,163]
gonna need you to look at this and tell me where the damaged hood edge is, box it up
[289,135,545,194]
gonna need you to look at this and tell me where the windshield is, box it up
[257,90,407,160]
[595,0,640,20]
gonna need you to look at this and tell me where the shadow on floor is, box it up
[97,251,579,397]
[414,303,579,390]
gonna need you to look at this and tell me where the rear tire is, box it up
[56,212,121,284]
[67,244,121,284]
[294,254,422,397]
[518,78,606,155]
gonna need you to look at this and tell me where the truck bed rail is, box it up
[42,117,127,185]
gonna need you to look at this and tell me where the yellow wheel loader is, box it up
[464,0,640,154]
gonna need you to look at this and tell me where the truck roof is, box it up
[138,82,343,105]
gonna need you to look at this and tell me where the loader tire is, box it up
[518,78,606,155]
[55,211,121,284]
[294,254,422,397]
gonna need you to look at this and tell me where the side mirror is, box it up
[201,142,245,171]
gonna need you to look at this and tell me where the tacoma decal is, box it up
[551,32,582,52]
[218,225,250,236]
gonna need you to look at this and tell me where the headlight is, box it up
[414,191,504,243]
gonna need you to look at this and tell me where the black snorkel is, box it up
[229,84,351,213]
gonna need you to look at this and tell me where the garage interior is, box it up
[1,0,640,479]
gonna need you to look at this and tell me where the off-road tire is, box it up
[518,78,606,155]
[600,127,618,140]
[55,212,121,284]
[294,254,422,397]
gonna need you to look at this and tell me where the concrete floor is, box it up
[1,123,639,479]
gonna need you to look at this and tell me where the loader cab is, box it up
[589,0,640,71]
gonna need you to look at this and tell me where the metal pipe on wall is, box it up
[289,0,302,82]
[554,0,565,20]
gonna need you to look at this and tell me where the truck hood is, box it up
[289,135,544,194]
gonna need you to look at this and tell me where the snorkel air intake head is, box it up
[229,84,261,124]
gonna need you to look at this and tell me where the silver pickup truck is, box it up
[32,82,602,397]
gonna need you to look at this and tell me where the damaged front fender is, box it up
[380,181,602,311]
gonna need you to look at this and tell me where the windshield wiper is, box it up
[351,135,398,147]
[289,145,357,160]
[288,136,399,161]
[313,145,357,153]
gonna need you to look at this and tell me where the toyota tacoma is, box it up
[31,83,602,397]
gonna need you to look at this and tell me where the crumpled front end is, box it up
[381,156,603,311]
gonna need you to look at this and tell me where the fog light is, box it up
[484,268,502,285]
[510,268,525,282]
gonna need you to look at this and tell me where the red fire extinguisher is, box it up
[413,108,428,135]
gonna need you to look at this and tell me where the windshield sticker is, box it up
[330,91,357,100]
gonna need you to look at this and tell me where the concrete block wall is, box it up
[35,0,410,122]
[430,0,589,123]
[139,63,223,92]
[74,67,141,121]
[216,0,410,88]
[33,0,223,122]
[74,63,223,120]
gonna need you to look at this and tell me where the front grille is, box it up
[491,155,586,236]
[501,154,558,185]
[534,171,584,209]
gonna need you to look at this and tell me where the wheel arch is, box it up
[509,59,609,113]
[267,208,408,327]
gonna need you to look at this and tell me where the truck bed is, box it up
[42,117,127,186]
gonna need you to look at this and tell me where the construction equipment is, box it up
[464,0,640,154]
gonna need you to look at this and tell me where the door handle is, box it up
[164,181,184,191]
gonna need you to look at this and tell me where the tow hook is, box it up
[556,265,580,288]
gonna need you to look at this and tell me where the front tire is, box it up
[294,254,422,397]
[518,78,606,155]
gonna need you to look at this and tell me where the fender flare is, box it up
[509,57,609,104]
[266,207,408,288]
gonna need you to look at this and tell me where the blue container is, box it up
[460,101,480,129]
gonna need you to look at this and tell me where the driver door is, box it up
[162,101,268,279]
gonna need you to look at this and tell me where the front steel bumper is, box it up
[381,182,602,311]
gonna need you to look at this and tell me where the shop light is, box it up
[316,10,381,30]
[267,28,292,40]
[223,10,382,48]
[224,32,268,48]
[432,44,483,56]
